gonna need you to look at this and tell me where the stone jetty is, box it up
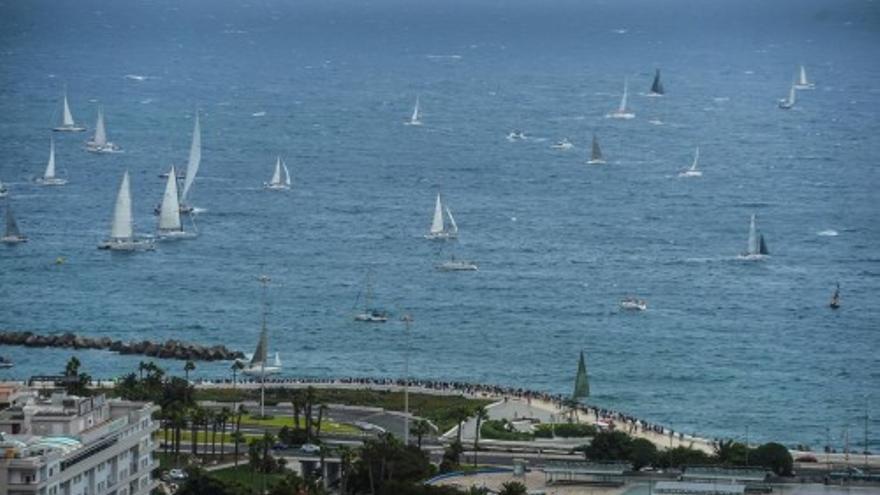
[0,331,244,361]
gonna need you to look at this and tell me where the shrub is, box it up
[479,420,533,441]
[535,423,596,438]
[751,442,793,476]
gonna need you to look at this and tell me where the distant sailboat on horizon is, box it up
[98,171,154,251]
[407,96,422,126]
[425,193,458,240]
[2,202,28,244]
[778,81,796,110]
[679,147,702,177]
[157,165,197,240]
[264,156,292,190]
[85,106,122,153]
[740,213,769,260]
[53,88,87,132]
[587,134,605,164]
[606,77,635,119]
[35,137,68,186]
[648,68,665,96]
[794,65,815,90]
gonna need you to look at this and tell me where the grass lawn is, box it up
[240,413,359,435]
[158,430,261,445]
[209,464,286,492]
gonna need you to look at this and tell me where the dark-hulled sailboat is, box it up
[649,68,665,96]
[741,213,769,259]
[573,350,590,400]
[830,283,840,309]
[587,134,605,164]
[2,204,27,244]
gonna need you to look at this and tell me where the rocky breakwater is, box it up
[0,331,244,361]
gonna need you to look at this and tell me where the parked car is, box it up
[168,468,188,481]
[300,443,321,454]
[272,442,289,451]
[795,454,818,463]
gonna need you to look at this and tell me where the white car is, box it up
[300,443,321,454]
[168,469,188,481]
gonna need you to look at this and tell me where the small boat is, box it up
[97,171,154,251]
[506,130,527,141]
[552,138,574,150]
[778,81,796,110]
[264,156,292,190]
[2,203,28,244]
[157,165,197,240]
[606,78,635,119]
[678,147,702,177]
[425,193,458,240]
[0,356,13,369]
[794,65,815,90]
[407,96,422,126]
[53,89,87,132]
[35,138,68,186]
[829,283,840,310]
[85,106,122,153]
[648,68,665,96]
[620,297,647,311]
[0,180,8,198]
[740,213,769,260]
[587,134,605,164]
[353,272,389,323]
[436,255,478,272]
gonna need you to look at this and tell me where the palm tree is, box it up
[473,406,489,467]
[205,409,217,462]
[454,406,471,444]
[337,445,355,495]
[233,404,245,466]
[184,360,196,383]
[315,403,328,438]
[230,360,244,390]
[138,360,147,381]
[411,419,431,449]
[231,431,245,467]
[304,386,317,442]
[217,407,231,461]
[291,390,303,433]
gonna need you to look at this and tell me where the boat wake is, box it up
[124,74,150,81]
[817,229,839,237]
[252,111,267,117]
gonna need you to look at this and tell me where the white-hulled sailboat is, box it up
[739,213,769,260]
[264,156,291,190]
[407,96,422,126]
[794,65,815,90]
[36,138,68,186]
[157,165,196,240]
[778,81,796,110]
[53,89,86,132]
[678,147,702,177]
[239,275,282,376]
[606,77,635,119]
[587,134,605,164]
[424,193,458,240]
[353,271,389,323]
[2,203,27,244]
[98,171,154,251]
[178,112,201,213]
[86,106,122,153]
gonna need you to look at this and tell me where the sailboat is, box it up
[587,134,605,164]
[53,89,87,132]
[740,213,769,260]
[264,156,292,190]
[85,106,122,153]
[239,276,282,376]
[648,68,665,96]
[157,165,196,240]
[407,96,422,126]
[435,254,478,272]
[794,65,815,90]
[35,138,68,186]
[2,203,27,244]
[97,171,154,251]
[353,272,389,323]
[778,81,796,110]
[829,283,840,309]
[178,112,201,213]
[678,147,702,177]
[0,180,8,198]
[606,77,635,119]
[424,193,458,240]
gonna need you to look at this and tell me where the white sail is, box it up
[44,138,56,179]
[110,171,133,241]
[93,107,107,146]
[788,84,796,106]
[62,93,75,127]
[618,78,629,113]
[445,206,458,234]
[271,157,282,185]
[159,166,182,231]
[747,214,759,255]
[411,96,420,123]
[430,194,444,234]
[799,66,808,86]
[690,147,700,171]
[283,162,291,186]
[181,112,201,202]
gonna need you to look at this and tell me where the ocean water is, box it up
[1,0,879,450]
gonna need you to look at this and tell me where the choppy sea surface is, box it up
[1,0,879,449]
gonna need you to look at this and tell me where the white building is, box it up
[0,391,158,495]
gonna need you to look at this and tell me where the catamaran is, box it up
[648,69,665,96]
[353,272,389,323]
[53,89,87,132]
[2,203,27,244]
[778,81,796,110]
[587,134,605,164]
[264,156,292,190]
[98,171,154,251]
[157,165,197,240]
[606,78,635,119]
[679,147,702,177]
[86,106,122,153]
[740,213,769,260]
[36,138,68,186]
[436,254,478,272]
[425,193,458,240]
[794,65,815,90]
[407,96,422,125]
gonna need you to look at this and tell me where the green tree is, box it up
[62,356,91,396]
[751,442,793,476]
[628,438,658,470]
[232,405,246,467]
[656,446,712,469]
[439,441,463,473]
[411,419,432,449]
[177,468,247,495]
[348,433,433,495]
[472,406,489,467]
[453,407,471,444]
[583,430,633,461]
[714,439,750,466]
[184,360,196,383]
[268,471,326,495]
[217,407,231,461]
[498,481,528,495]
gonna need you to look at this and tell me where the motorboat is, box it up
[620,297,647,311]
[436,256,478,272]
[85,106,123,153]
[552,138,574,150]
[35,138,68,186]
[0,357,13,369]
[506,130,527,141]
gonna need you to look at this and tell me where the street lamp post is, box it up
[258,274,271,419]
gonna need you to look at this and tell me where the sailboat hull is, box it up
[606,112,635,119]
[354,313,389,323]
[97,239,155,251]
[86,142,123,153]
[1,235,28,244]
[35,177,68,186]
[264,183,290,190]
[587,159,606,165]
[679,170,702,177]
[424,231,457,240]
[53,125,87,132]
[737,253,767,261]
[435,260,478,271]
[158,230,197,241]
[240,365,282,376]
